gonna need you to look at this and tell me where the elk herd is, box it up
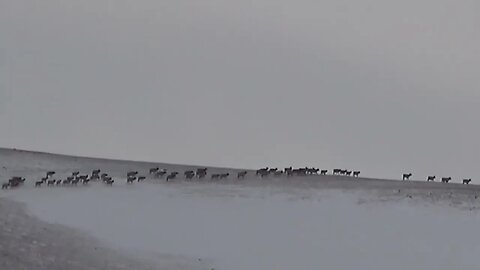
[403,174,472,184]
[2,170,115,190]
[32,170,114,187]
[0,164,476,191]
[254,167,360,178]
[1,177,25,189]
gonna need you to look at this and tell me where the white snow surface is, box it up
[2,148,480,270]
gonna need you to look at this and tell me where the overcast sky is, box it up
[1,0,479,181]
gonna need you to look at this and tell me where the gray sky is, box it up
[1,0,479,181]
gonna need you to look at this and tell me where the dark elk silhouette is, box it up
[102,176,114,186]
[105,179,114,186]
[196,168,208,179]
[441,177,452,183]
[463,179,472,184]
[427,176,436,182]
[1,176,24,189]
[256,168,270,177]
[320,170,328,175]
[90,170,101,180]
[333,169,351,176]
[237,171,248,179]
[402,173,412,181]
[269,168,278,173]
[211,173,229,179]
[62,176,74,185]
[155,169,168,178]
[166,172,179,181]
[127,176,137,184]
[149,167,160,174]
[184,171,195,180]
[127,171,138,177]
[8,177,25,188]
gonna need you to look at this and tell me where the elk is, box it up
[427,176,436,182]
[127,171,138,177]
[256,168,270,177]
[402,173,412,181]
[166,172,178,181]
[463,179,472,185]
[237,171,248,179]
[9,177,26,188]
[441,177,452,183]
[155,170,168,178]
[184,171,195,180]
[127,177,136,184]
[149,167,160,174]
[196,168,208,178]
[259,170,271,177]
[294,168,308,176]
[105,179,114,186]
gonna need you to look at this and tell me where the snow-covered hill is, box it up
[2,148,480,270]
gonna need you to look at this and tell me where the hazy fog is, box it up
[1,0,479,181]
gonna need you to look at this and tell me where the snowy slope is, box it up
[2,148,480,270]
